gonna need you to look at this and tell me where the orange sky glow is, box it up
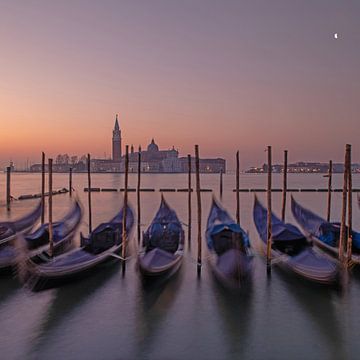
[1,1,359,170]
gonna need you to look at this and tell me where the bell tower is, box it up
[112,114,122,161]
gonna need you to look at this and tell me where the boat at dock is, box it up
[206,197,253,289]
[22,203,134,291]
[291,196,360,266]
[0,200,82,274]
[253,196,339,285]
[0,202,42,246]
[138,196,184,282]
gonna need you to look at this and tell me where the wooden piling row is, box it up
[48,158,54,257]
[326,160,332,222]
[137,146,141,245]
[69,167,73,197]
[236,151,240,224]
[281,150,288,222]
[195,145,202,275]
[266,146,272,275]
[41,152,45,224]
[187,154,192,248]
[219,169,223,201]
[122,145,129,273]
[87,154,92,234]
[6,166,11,211]
[339,145,349,262]
[347,145,353,266]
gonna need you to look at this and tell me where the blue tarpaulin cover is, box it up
[291,197,360,249]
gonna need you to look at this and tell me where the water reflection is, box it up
[211,270,253,359]
[28,263,121,358]
[134,269,183,358]
[273,267,345,359]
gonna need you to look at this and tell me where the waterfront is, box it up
[1,172,360,360]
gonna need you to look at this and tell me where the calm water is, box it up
[1,172,360,360]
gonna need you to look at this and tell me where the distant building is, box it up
[112,114,122,161]
[246,162,360,174]
[30,115,226,173]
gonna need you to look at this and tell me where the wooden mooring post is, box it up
[137,146,141,245]
[122,145,129,273]
[236,151,240,224]
[326,160,333,222]
[6,166,11,211]
[87,154,92,234]
[219,169,223,201]
[41,152,45,224]
[69,167,73,197]
[339,145,349,263]
[195,145,202,275]
[48,158,54,257]
[346,145,353,267]
[281,150,288,222]
[266,146,272,275]
[187,154,192,248]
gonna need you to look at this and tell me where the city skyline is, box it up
[1,1,359,169]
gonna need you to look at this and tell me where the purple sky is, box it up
[0,0,359,170]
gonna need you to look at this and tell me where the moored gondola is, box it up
[0,200,82,273]
[206,197,253,289]
[291,196,360,265]
[22,203,134,291]
[253,196,339,285]
[0,201,42,245]
[138,196,184,281]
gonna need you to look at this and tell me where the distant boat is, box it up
[323,174,330,178]
[291,196,360,266]
[22,203,134,291]
[0,202,42,246]
[253,196,339,285]
[206,197,253,289]
[0,200,82,273]
[138,196,184,281]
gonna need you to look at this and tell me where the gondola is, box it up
[291,196,360,265]
[0,200,82,273]
[206,197,253,289]
[253,196,339,285]
[0,201,42,245]
[138,196,184,281]
[23,203,134,291]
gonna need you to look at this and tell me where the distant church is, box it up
[91,114,226,173]
[30,114,225,173]
[112,114,122,161]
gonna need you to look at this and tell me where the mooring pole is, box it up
[339,145,349,263]
[69,167,73,197]
[41,152,45,224]
[219,168,223,201]
[6,166,11,211]
[187,154,192,248]
[326,160,333,222]
[195,145,202,275]
[266,146,272,275]
[87,154,92,234]
[137,146,141,245]
[281,150,288,222]
[122,145,129,273]
[236,151,240,224]
[48,158,54,257]
[346,145,353,267]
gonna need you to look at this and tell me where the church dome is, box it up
[147,138,159,152]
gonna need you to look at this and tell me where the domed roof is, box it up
[147,138,159,152]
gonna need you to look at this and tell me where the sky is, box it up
[0,0,359,170]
